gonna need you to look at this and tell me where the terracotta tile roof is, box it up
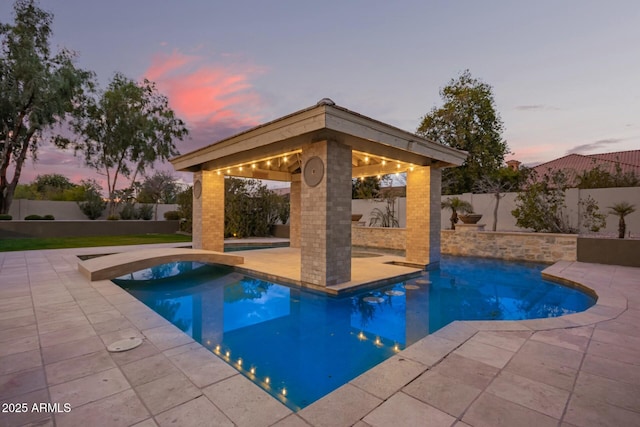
[532,150,640,186]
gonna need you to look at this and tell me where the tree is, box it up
[62,72,188,215]
[32,173,75,200]
[511,170,576,233]
[352,176,381,199]
[224,177,288,238]
[578,196,606,233]
[441,197,473,230]
[576,162,639,189]
[137,171,180,220]
[176,186,192,233]
[473,166,530,231]
[0,0,93,214]
[608,202,636,239]
[417,70,508,194]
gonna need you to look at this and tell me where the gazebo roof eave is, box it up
[170,100,467,173]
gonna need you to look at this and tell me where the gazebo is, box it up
[171,99,466,288]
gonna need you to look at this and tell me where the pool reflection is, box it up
[112,256,594,411]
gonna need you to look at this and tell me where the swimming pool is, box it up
[113,255,595,411]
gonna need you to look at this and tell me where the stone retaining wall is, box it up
[352,226,406,250]
[441,230,577,262]
[352,226,578,263]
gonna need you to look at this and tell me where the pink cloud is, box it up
[144,49,265,149]
[507,143,560,165]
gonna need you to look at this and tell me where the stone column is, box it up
[300,140,352,286]
[406,166,441,268]
[192,170,224,252]
[289,176,301,248]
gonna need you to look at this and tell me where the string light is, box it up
[225,350,230,358]
[282,388,287,397]
[215,345,220,353]
[237,358,243,367]
[250,367,256,375]
[265,377,270,384]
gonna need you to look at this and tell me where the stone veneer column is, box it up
[300,140,352,286]
[289,176,301,248]
[406,166,441,268]
[192,170,224,252]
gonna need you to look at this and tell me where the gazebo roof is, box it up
[171,99,467,181]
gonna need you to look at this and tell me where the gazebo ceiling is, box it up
[171,99,467,182]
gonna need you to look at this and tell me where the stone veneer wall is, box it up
[440,230,577,262]
[351,227,577,263]
[351,226,406,250]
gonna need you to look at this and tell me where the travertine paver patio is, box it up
[0,243,639,427]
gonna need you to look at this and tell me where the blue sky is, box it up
[3,0,639,186]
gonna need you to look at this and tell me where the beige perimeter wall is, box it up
[352,186,640,237]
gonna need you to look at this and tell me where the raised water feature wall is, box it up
[351,226,578,263]
[440,230,577,262]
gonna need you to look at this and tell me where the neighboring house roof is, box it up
[531,150,640,186]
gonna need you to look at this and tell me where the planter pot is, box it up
[459,214,483,224]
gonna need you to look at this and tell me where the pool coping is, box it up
[1,244,636,426]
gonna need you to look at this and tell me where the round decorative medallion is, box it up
[193,179,202,199]
[303,156,324,187]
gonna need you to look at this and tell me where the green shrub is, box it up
[78,190,107,220]
[43,214,55,220]
[0,214,12,220]
[177,187,192,233]
[25,214,43,220]
[119,202,137,220]
[163,210,181,220]
[107,215,120,220]
[137,204,153,220]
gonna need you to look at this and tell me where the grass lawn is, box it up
[0,234,192,252]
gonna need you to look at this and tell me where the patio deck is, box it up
[1,242,639,426]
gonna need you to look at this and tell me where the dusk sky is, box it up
[2,0,639,189]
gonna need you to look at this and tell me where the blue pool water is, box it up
[113,256,595,411]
